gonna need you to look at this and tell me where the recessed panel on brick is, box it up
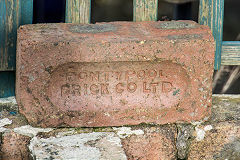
[16,21,215,127]
[48,61,189,111]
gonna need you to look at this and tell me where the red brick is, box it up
[16,21,215,127]
[188,122,240,160]
[1,131,31,160]
[121,126,177,160]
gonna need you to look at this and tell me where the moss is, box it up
[213,95,240,104]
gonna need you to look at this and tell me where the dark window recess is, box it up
[91,0,133,23]
[223,0,240,41]
[33,0,66,23]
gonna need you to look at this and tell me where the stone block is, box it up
[29,132,127,160]
[16,21,215,127]
[29,125,177,160]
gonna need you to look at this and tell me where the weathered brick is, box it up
[188,122,240,160]
[120,125,177,160]
[1,131,31,160]
[16,21,215,127]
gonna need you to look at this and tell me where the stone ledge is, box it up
[1,94,240,159]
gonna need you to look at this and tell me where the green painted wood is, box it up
[221,41,240,65]
[0,0,20,70]
[65,0,91,24]
[0,71,15,98]
[0,0,32,97]
[133,0,158,21]
[0,0,33,71]
[198,0,224,70]
[20,0,33,25]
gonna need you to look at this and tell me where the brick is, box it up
[1,131,31,160]
[120,125,177,160]
[188,122,240,160]
[16,21,215,127]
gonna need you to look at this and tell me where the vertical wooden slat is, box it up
[0,0,33,71]
[0,0,33,97]
[20,0,33,25]
[65,0,91,24]
[133,0,158,22]
[0,72,15,98]
[0,0,20,70]
[199,0,224,70]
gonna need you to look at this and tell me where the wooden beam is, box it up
[221,41,240,65]
[133,0,158,21]
[198,0,224,70]
[65,0,91,24]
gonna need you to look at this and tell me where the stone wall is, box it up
[1,95,240,160]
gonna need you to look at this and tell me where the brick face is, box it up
[121,126,177,160]
[16,21,215,127]
[1,131,31,160]
[188,122,240,160]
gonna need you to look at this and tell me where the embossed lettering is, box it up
[125,71,135,80]
[137,70,145,79]
[90,84,99,95]
[84,84,88,95]
[143,82,151,93]
[72,84,81,96]
[162,82,173,93]
[116,83,124,93]
[79,72,87,80]
[159,70,163,77]
[150,83,159,93]
[148,69,157,79]
[61,84,70,96]
[66,72,76,82]
[60,67,177,97]
[115,72,122,81]
[90,72,100,81]
[127,82,137,93]
[101,83,109,94]
[104,72,110,81]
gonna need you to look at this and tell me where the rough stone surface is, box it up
[0,97,18,118]
[29,132,127,160]
[13,125,53,137]
[188,122,240,160]
[121,125,177,160]
[0,118,12,132]
[16,21,215,127]
[176,124,194,159]
[1,131,31,160]
[211,94,240,122]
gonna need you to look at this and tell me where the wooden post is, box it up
[20,0,33,25]
[0,0,33,71]
[199,0,224,70]
[133,0,158,21]
[0,0,33,97]
[65,0,91,24]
